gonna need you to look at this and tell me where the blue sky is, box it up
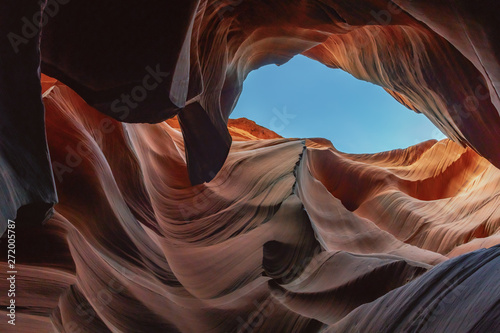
[230,55,446,153]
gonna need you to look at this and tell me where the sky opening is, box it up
[230,55,446,153]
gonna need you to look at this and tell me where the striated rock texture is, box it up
[1,80,499,332]
[1,0,500,230]
[1,1,500,332]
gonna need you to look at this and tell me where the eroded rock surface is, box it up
[0,81,498,332]
[1,1,500,231]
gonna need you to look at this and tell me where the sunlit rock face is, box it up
[1,80,499,332]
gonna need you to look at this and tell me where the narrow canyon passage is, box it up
[1,79,498,332]
[1,1,500,332]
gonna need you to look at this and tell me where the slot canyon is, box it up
[0,1,499,332]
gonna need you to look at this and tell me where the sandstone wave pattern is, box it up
[1,1,500,332]
[1,80,499,332]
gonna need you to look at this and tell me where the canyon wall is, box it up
[1,1,500,331]
[0,80,499,331]
[1,1,500,229]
